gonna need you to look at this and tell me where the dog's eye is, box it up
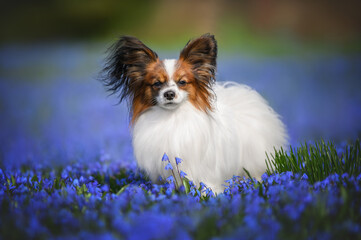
[153,81,163,88]
[177,80,187,86]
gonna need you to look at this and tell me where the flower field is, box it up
[1,45,361,239]
[1,142,361,239]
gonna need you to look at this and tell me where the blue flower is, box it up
[261,173,268,181]
[166,187,173,196]
[225,178,233,185]
[207,190,215,197]
[61,170,68,179]
[165,163,173,171]
[73,179,79,187]
[180,171,187,178]
[162,153,169,162]
[175,157,182,165]
[301,173,308,180]
[101,184,109,192]
[166,175,175,183]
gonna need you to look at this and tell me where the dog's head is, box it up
[101,34,217,123]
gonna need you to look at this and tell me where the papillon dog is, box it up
[101,34,288,193]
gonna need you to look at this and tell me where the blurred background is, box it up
[1,0,361,167]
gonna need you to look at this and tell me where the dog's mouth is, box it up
[161,101,180,110]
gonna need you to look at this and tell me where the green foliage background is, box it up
[1,0,361,54]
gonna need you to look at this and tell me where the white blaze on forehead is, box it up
[163,59,177,85]
[156,59,188,109]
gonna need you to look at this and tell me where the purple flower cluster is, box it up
[1,159,361,239]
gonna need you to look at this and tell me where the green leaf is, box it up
[116,184,129,195]
[31,175,38,183]
[243,168,255,185]
[11,175,16,186]
[182,178,190,194]
[265,139,361,184]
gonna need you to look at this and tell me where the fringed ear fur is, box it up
[179,33,217,86]
[179,34,217,112]
[100,36,158,103]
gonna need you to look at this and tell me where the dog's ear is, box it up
[101,36,158,103]
[179,34,217,84]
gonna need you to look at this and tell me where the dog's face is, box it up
[101,34,217,123]
[146,58,203,111]
[142,59,186,111]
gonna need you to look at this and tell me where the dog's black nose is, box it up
[164,91,175,100]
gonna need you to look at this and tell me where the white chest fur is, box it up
[132,82,288,193]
